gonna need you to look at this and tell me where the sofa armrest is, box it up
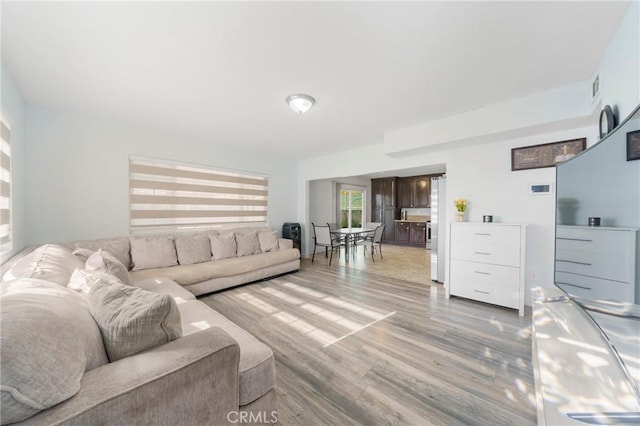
[21,327,240,426]
[279,238,293,249]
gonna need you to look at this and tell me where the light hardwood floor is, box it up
[201,246,536,425]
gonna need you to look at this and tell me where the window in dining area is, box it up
[340,189,363,228]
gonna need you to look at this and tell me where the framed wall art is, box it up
[511,138,586,171]
[627,130,640,161]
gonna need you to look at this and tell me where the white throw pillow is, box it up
[74,238,131,270]
[130,237,178,271]
[236,232,261,257]
[87,278,183,362]
[209,233,237,260]
[175,234,212,265]
[68,268,124,296]
[258,230,279,253]
[85,249,131,286]
[0,279,109,424]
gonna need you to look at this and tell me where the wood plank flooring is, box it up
[200,256,536,425]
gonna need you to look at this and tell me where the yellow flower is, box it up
[454,199,467,212]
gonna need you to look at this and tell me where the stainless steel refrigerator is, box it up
[430,176,446,283]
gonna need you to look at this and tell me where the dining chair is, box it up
[327,222,347,246]
[363,224,386,262]
[311,222,344,266]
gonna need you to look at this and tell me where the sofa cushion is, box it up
[0,279,109,424]
[130,236,178,271]
[180,300,275,405]
[236,232,261,257]
[88,278,183,362]
[210,232,237,260]
[175,234,212,265]
[73,237,131,270]
[129,248,300,286]
[2,244,84,286]
[258,230,279,253]
[85,249,131,286]
[134,276,196,304]
[68,268,125,296]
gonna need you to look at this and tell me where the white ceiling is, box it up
[1,1,630,160]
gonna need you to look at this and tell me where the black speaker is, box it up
[282,222,301,250]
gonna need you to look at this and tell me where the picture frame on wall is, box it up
[511,138,587,171]
[627,130,640,161]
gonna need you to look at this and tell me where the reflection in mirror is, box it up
[555,104,640,400]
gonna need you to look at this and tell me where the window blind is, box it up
[129,156,268,231]
[0,119,12,261]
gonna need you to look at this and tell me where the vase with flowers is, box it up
[454,199,467,222]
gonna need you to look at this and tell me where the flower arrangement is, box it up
[454,199,468,212]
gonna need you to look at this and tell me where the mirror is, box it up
[555,103,640,394]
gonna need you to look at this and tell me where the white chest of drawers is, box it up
[555,225,637,303]
[447,223,527,316]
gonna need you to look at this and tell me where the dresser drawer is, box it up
[450,224,521,267]
[555,272,634,303]
[556,227,631,255]
[555,249,632,283]
[450,260,520,309]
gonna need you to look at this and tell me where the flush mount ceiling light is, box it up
[286,94,315,114]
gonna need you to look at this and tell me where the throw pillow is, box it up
[2,244,84,286]
[129,237,178,271]
[236,232,261,257]
[258,230,279,253]
[85,249,131,286]
[175,234,212,265]
[72,247,95,262]
[88,278,183,362]
[209,233,237,260]
[68,268,124,296]
[0,279,109,424]
[74,238,131,270]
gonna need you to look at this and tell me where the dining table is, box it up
[330,227,376,262]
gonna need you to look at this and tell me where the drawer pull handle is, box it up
[557,281,591,290]
[557,259,592,266]
[557,237,593,242]
[475,233,492,236]
[474,290,490,295]
[474,271,491,275]
[475,251,491,255]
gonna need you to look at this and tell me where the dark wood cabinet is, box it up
[371,177,398,242]
[412,177,430,208]
[398,179,413,208]
[398,176,431,208]
[409,222,426,246]
[395,222,410,243]
[393,221,427,246]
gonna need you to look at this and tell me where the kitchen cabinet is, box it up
[398,176,431,208]
[371,177,398,242]
[409,222,426,246]
[393,221,426,246]
[447,223,527,316]
[395,222,410,243]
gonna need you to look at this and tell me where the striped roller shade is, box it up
[129,156,268,231]
[0,119,11,261]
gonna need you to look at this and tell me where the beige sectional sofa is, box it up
[1,226,300,425]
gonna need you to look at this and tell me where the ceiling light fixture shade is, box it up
[286,94,315,114]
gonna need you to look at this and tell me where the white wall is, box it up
[598,0,640,121]
[24,106,298,244]
[1,65,27,257]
